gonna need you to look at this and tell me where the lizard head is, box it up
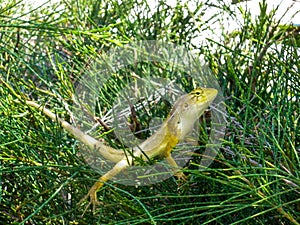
[168,87,218,140]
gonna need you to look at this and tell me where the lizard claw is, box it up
[78,181,103,216]
[175,171,187,182]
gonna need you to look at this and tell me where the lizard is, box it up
[23,87,218,211]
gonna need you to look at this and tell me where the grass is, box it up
[0,0,299,224]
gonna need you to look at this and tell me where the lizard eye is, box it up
[184,103,189,108]
[194,89,203,96]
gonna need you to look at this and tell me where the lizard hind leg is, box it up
[78,157,131,213]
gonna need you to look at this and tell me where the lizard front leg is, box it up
[164,134,187,181]
[78,157,131,212]
[165,154,187,181]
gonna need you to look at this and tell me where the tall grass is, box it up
[0,0,299,224]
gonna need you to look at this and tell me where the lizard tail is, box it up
[25,100,124,163]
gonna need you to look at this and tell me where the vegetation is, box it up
[0,0,299,224]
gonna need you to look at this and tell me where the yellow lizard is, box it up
[24,87,218,211]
